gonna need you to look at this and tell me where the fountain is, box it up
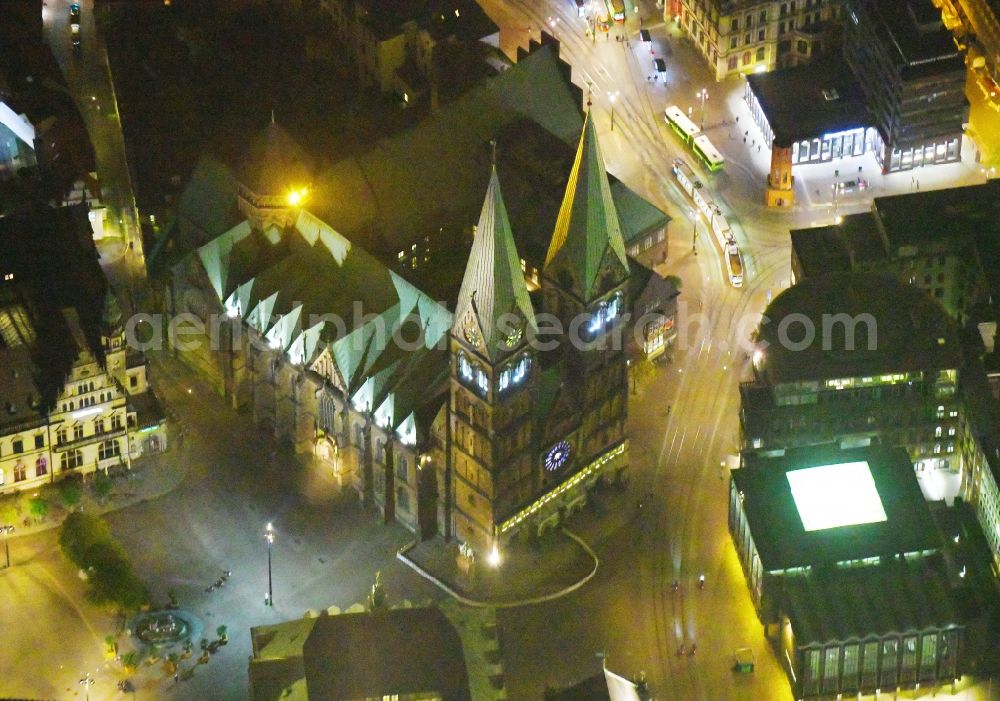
[133,611,192,647]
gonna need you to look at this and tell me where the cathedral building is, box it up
[169,112,633,554]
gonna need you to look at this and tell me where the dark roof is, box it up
[302,608,471,701]
[865,0,959,67]
[129,389,166,430]
[629,261,679,317]
[357,0,497,42]
[0,205,107,409]
[790,211,886,279]
[546,674,612,700]
[735,445,941,571]
[790,181,1000,303]
[312,40,666,304]
[238,121,313,196]
[746,54,869,146]
[758,272,961,384]
[869,180,1000,252]
[781,552,959,645]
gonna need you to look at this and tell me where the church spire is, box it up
[452,163,536,361]
[544,111,629,304]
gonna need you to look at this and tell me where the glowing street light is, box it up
[264,522,275,606]
[0,524,13,568]
[487,543,502,568]
[78,673,95,701]
[286,187,309,207]
[696,88,709,131]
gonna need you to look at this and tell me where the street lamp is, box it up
[487,543,502,568]
[264,522,275,607]
[696,88,709,131]
[690,208,698,255]
[608,91,620,131]
[79,673,95,701]
[1,524,13,568]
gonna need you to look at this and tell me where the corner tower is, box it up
[448,164,538,551]
[542,110,630,347]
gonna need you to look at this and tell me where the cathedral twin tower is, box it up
[446,113,632,551]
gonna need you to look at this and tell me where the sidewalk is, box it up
[2,432,188,545]
[400,483,651,608]
[400,527,598,608]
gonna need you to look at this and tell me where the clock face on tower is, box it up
[462,311,481,348]
[545,441,571,472]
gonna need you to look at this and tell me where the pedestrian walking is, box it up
[916,179,920,190]
[757,145,761,153]
[743,136,746,144]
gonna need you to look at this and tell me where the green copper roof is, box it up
[544,112,629,304]
[451,166,536,361]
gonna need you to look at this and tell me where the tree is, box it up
[28,496,49,520]
[665,274,682,291]
[59,512,114,567]
[92,473,113,502]
[58,475,83,508]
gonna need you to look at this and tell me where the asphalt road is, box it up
[478,1,991,700]
[43,0,147,289]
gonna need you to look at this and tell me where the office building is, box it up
[844,0,968,171]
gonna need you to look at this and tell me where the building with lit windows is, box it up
[669,0,846,81]
[728,444,992,699]
[317,0,498,102]
[932,0,1000,110]
[742,272,967,501]
[844,0,968,172]
[166,42,659,552]
[789,181,1000,323]
[0,206,165,495]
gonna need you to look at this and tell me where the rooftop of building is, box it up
[356,0,498,42]
[790,211,885,278]
[864,0,960,67]
[746,53,869,147]
[237,120,314,197]
[780,552,959,644]
[757,271,962,385]
[185,208,452,441]
[734,445,941,572]
[129,389,166,430]
[0,205,108,411]
[790,181,1000,301]
[249,606,473,701]
[311,38,668,303]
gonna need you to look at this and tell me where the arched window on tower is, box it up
[499,355,531,393]
[587,291,624,338]
[457,351,489,396]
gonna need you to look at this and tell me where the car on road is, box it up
[732,647,755,673]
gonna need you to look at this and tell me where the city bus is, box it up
[725,243,744,287]
[664,106,700,145]
[608,0,627,23]
[692,134,725,172]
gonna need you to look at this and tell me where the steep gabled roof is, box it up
[451,166,536,361]
[238,120,313,196]
[544,112,629,304]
